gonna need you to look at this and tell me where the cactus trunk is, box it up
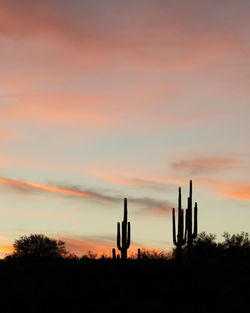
[172,187,186,257]
[117,198,131,261]
[185,180,198,253]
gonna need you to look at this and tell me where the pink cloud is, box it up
[0,0,247,73]
[0,131,11,139]
[88,164,250,202]
[171,157,240,174]
[0,175,173,214]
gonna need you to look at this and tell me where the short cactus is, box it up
[112,248,116,260]
[138,248,141,261]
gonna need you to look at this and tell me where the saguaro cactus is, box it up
[117,198,131,260]
[172,187,186,256]
[185,180,198,252]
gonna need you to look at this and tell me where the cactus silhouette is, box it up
[172,187,186,256]
[112,248,116,260]
[117,198,131,260]
[138,248,141,261]
[185,180,198,252]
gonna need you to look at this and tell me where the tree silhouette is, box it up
[13,234,67,258]
[221,231,250,259]
[190,231,219,257]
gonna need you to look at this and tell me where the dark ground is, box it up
[0,257,249,313]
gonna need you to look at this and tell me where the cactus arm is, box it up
[183,225,187,244]
[172,208,177,246]
[124,198,127,223]
[177,188,182,241]
[189,180,192,203]
[112,248,116,260]
[192,202,198,239]
[117,222,122,251]
[181,209,186,245]
[178,187,182,212]
[126,221,130,248]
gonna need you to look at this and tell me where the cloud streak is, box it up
[88,166,250,203]
[0,176,113,201]
[0,175,174,215]
[129,197,173,216]
[171,157,241,175]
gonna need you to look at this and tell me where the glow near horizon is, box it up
[0,0,249,257]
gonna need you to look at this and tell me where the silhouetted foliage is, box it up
[221,231,250,259]
[80,250,98,260]
[11,234,67,259]
[191,231,219,257]
[1,231,250,313]
[132,249,170,260]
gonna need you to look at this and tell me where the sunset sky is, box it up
[0,0,249,257]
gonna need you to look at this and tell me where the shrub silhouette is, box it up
[133,249,170,260]
[221,231,250,259]
[80,250,98,260]
[190,231,220,258]
[12,234,67,259]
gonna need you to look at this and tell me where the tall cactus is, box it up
[117,198,131,260]
[172,187,186,256]
[185,180,198,252]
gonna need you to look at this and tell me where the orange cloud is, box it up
[88,164,250,203]
[0,176,114,201]
[184,177,250,202]
[0,130,17,140]
[0,84,180,132]
[0,175,173,214]
[94,172,166,190]
[89,166,184,189]
[0,245,13,258]
[225,188,250,201]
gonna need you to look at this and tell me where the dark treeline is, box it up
[1,180,250,312]
[1,235,250,313]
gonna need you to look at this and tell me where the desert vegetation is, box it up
[0,180,250,313]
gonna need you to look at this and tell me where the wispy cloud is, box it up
[94,172,167,190]
[0,176,115,201]
[0,130,19,140]
[171,157,240,175]
[129,197,173,216]
[89,166,250,203]
[224,187,250,201]
[0,175,174,214]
